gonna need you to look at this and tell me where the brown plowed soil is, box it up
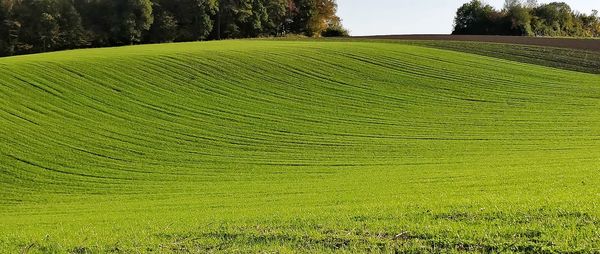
[355,35,600,52]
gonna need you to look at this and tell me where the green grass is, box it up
[1,40,599,253]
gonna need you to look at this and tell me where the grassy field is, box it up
[1,40,599,253]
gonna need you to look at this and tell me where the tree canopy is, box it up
[0,0,345,56]
[453,0,600,37]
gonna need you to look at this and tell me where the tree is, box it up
[316,0,340,33]
[233,0,269,37]
[503,0,521,10]
[575,10,600,37]
[265,0,288,35]
[291,0,339,36]
[532,2,575,36]
[289,0,311,35]
[593,10,600,36]
[452,0,497,35]
[0,0,17,56]
[161,0,217,41]
[525,0,538,8]
[321,24,348,37]
[10,0,86,53]
[505,3,533,35]
[215,0,270,38]
[111,0,154,44]
[147,1,178,43]
[55,0,88,49]
[215,0,236,38]
[74,0,114,46]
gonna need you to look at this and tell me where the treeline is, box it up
[0,0,347,56]
[453,0,600,37]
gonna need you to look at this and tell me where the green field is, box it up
[1,40,599,253]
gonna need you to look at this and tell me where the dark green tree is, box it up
[147,1,178,43]
[160,0,217,41]
[0,0,18,56]
[74,0,113,46]
[111,0,154,44]
[11,0,86,53]
[265,0,288,35]
[11,0,56,52]
[55,0,88,49]
[290,0,315,36]
[215,0,250,38]
[226,0,270,38]
[452,0,497,35]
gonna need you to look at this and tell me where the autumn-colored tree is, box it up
[292,0,340,36]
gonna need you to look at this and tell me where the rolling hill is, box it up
[1,40,599,253]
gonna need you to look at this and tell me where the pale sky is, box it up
[337,0,600,36]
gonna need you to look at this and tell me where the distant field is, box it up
[401,40,600,74]
[350,35,600,74]
[1,40,599,253]
[356,35,600,51]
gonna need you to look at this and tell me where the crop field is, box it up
[1,40,599,253]
[344,36,600,74]
[356,35,600,52]
[402,40,600,75]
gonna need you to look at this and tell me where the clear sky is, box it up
[337,0,600,36]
